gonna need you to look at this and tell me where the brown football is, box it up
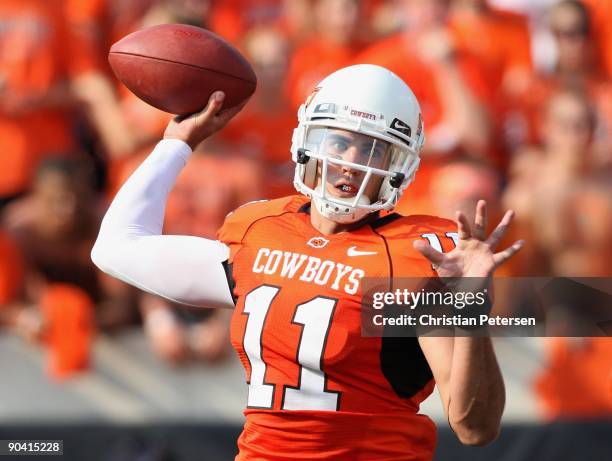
[108,24,257,115]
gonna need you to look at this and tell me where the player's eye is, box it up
[326,138,349,153]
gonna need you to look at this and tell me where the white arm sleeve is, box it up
[91,139,235,309]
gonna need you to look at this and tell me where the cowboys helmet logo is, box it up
[390,117,412,137]
[304,86,321,108]
[307,237,330,248]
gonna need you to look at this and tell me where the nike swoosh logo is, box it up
[347,246,378,257]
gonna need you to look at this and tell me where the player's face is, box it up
[313,128,392,202]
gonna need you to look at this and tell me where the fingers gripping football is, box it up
[163,91,245,150]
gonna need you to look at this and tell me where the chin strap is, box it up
[311,186,372,224]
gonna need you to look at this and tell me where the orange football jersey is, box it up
[218,196,457,460]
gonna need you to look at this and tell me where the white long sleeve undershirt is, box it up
[91,139,234,309]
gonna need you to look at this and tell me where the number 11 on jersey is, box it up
[242,285,340,411]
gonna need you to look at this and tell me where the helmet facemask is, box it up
[294,126,419,223]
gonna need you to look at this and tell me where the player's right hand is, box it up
[163,91,245,150]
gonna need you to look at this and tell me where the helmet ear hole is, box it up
[296,148,310,164]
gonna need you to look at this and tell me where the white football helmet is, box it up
[291,64,425,223]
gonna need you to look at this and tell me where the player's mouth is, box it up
[331,179,359,198]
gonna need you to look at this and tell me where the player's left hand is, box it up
[413,200,524,279]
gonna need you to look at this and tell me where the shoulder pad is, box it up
[371,213,456,239]
[217,195,309,245]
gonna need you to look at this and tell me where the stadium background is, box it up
[0,0,610,460]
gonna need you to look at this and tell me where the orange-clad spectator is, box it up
[3,158,137,334]
[64,0,137,160]
[209,0,282,43]
[357,0,493,159]
[426,159,502,222]
[66,0,211,177]
[139,292,233,365]
[546,0,600,78]
[366,0,403,38]
[0,0,79,201]
[144,0,212,29]
[503,90,611,277]
[63,0,155,68]
[106,0,213,196]
[285,0,370,111]
[106,90,171,199]
[504,90,590,274]
[555,178,612,276]
[0,229,34,341]
[449,0,532,98]
[0,229,42,344]
[116,143,263,243]
[220,26,296,198]
[582,0,612,78]
[63,0,109,77]
[164,151,264,238]
[1,157,136,378]
[516,0,612,162]
[357,0,494,214]
[106,0,159,45]
[209,0,312,45]
[116,145,263,365]
[535,338,612,420]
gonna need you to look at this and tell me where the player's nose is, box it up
[340,147,362,174]
[341,162,360,176]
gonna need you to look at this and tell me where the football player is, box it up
[92,64,523,460]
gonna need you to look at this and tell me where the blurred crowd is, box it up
[0,0,610,419]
